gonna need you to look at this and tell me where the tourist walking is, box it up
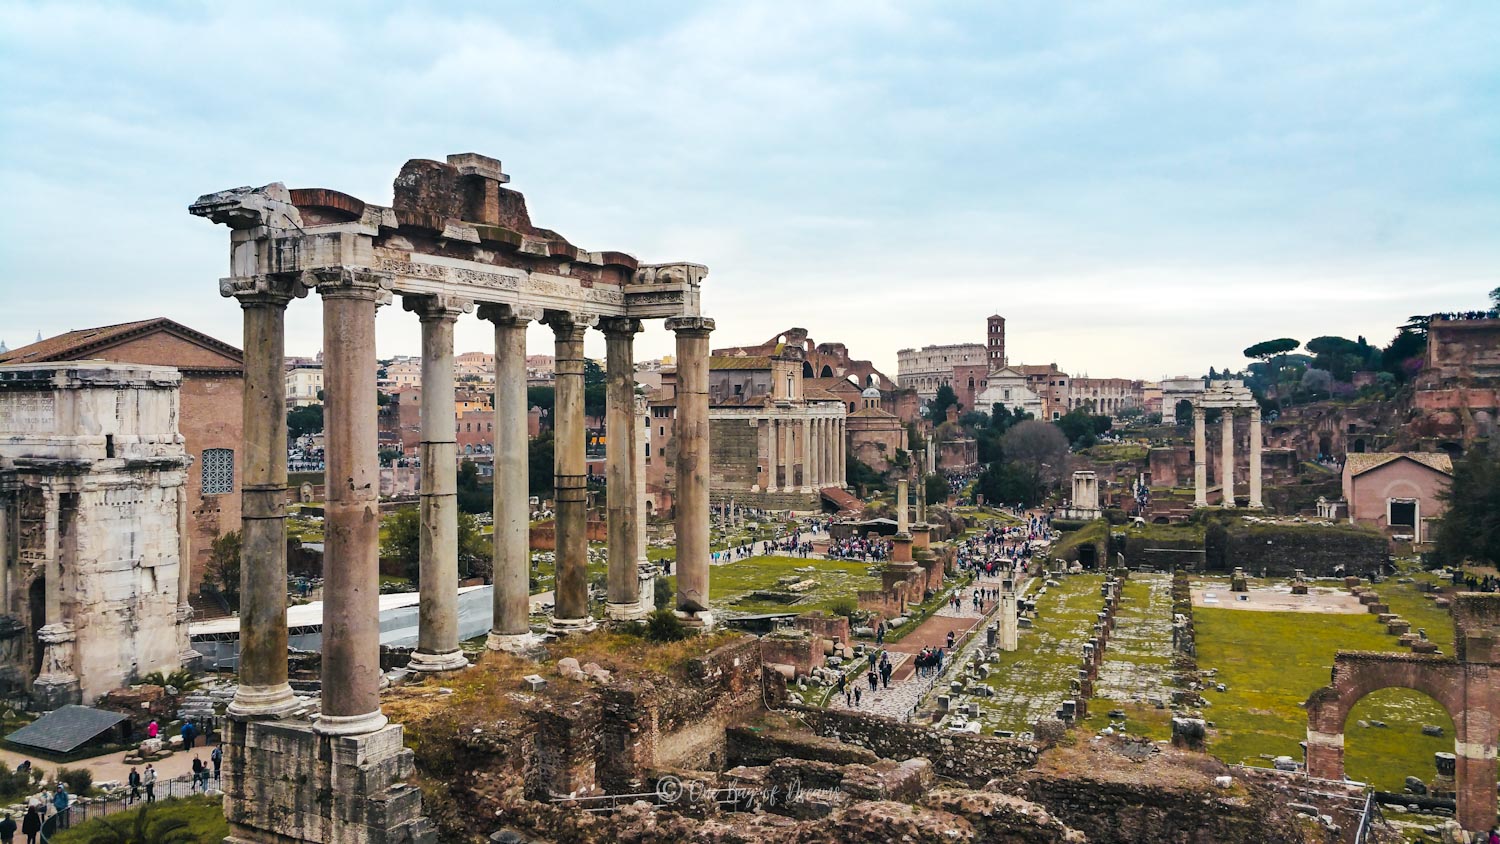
[146,719,159,739]
[191,757,205,792]
[20,806,38,844]
[0,811,16,844]
[50,784,69,830]
[127,766,142,804]
[144,764,157,803]
[182,720,197,749]
[212,744,223,781]
[852,686,862,707]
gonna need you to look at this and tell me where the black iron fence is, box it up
[38,774,213,842]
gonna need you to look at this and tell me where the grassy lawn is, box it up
[709,555,882,615]
[1195,583,1456,791]
[973,574,1105,733]
[50,795,228,843]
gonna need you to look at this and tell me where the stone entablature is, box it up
[0,363,190,707]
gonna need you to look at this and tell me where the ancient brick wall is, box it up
[709,415,760,491]
[789,706,1037,786]
[793,612,850,644]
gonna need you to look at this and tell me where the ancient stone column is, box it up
[176,484,200,666]
[668,316,714,626]
[634,394,653,614]
[482,305,540,650]
[0,492,8,615]
[1192,406,1207,508]
[601,317,646,621]
[405,293,471,672]
[547,311,596,635]
[1249,406,1263,509]
[839,419,848,486]
[1221,410,1235,508]
[801,417,813,492]
[765,417,778,492]
[224,275,302,719]
[808,417,819,489]
[897,479,910,534]
[314,267,391,735]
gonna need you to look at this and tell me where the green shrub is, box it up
[56,766,92,796]
[828,597,858,618]
[643,609,690,643]
[139,669,198,692]
[654,577,673,610]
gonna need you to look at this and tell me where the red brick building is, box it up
[0,318,244,592]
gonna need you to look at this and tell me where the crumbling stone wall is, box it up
[790,706,1038,786]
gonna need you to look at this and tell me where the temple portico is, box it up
[1191,380,1263,509]
[192,153,711,844]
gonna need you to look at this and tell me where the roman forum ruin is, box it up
[189,153,713,843]
[1191,379,1263,509]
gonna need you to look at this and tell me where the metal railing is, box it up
[1352,789,1377,844]
[38,774,214,842]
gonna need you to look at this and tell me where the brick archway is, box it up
[1306,642,1499,832]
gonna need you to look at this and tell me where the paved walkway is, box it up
[0,739,220,788]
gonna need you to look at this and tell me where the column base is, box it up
[1248,501,1264,510]
[407,649,469,673]
[605,601,650,622]
[486,631,545,654]
[312,709,389,736]
[227,682,300,719]
[548,616,598,637]
[674,609,714,630]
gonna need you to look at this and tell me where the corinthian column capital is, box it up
[477,303,543,326]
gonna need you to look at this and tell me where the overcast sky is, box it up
[3,1,1497,380]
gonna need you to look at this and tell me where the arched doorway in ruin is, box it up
[1351,438,1366,453]
[802,361,815,378]
[1318,434,1333,458]
[1343,687,1456,794]
[1306,654,1485,829]
[820,365,833,378]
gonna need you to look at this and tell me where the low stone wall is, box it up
[788,706,1038,786]
[1206,520,1386,576]
[724,724,880,767]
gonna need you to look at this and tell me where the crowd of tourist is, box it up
[825,536,892,561]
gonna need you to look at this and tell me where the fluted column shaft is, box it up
[315,268,390,735]
[482,306,538,648]
[226,276,300,719]
[602,318,644,620]
[801,417,813,491]
[406,294,470,672]
[669,316,714,624]
[1221,411,1235,508]
[1192,407,1207,507]
[1249,408,1263,509]
[548,313,594,633]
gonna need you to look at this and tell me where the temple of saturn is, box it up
[190,153,712,844]
[1191,379,1263,509]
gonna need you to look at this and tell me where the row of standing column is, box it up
[226,272,714,736]
[1191,406,1263,510]
[764,416,845,492]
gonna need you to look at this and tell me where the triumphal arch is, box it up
[191,153,712,843]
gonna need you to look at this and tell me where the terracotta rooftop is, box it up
[710,356,772,371]
[1345,452,1453,477]
[0,318,243,369]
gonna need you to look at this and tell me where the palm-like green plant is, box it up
[83,805,195,844]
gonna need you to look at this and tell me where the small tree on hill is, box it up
[1434,449,1500,568]
[927,385,959,424]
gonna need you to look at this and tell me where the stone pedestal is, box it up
[911,524,931,550]
[222,717,436,844]
[998,592,1018,651]
[32,623,79,710]
[891,534,914,564]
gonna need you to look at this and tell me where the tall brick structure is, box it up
[1305,593,1500,834]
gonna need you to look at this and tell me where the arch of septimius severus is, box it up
[190,153,711,844]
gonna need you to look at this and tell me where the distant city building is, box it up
[897,342,986,402]
[286,362,325,406]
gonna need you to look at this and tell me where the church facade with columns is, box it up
[190,153,714,844]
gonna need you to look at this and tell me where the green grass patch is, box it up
[49,795,229,844]
[710,555,881,615]
[1196,598,1455,791]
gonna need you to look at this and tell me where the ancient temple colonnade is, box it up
[193,154,713,844]
[1191,380,1263,510]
